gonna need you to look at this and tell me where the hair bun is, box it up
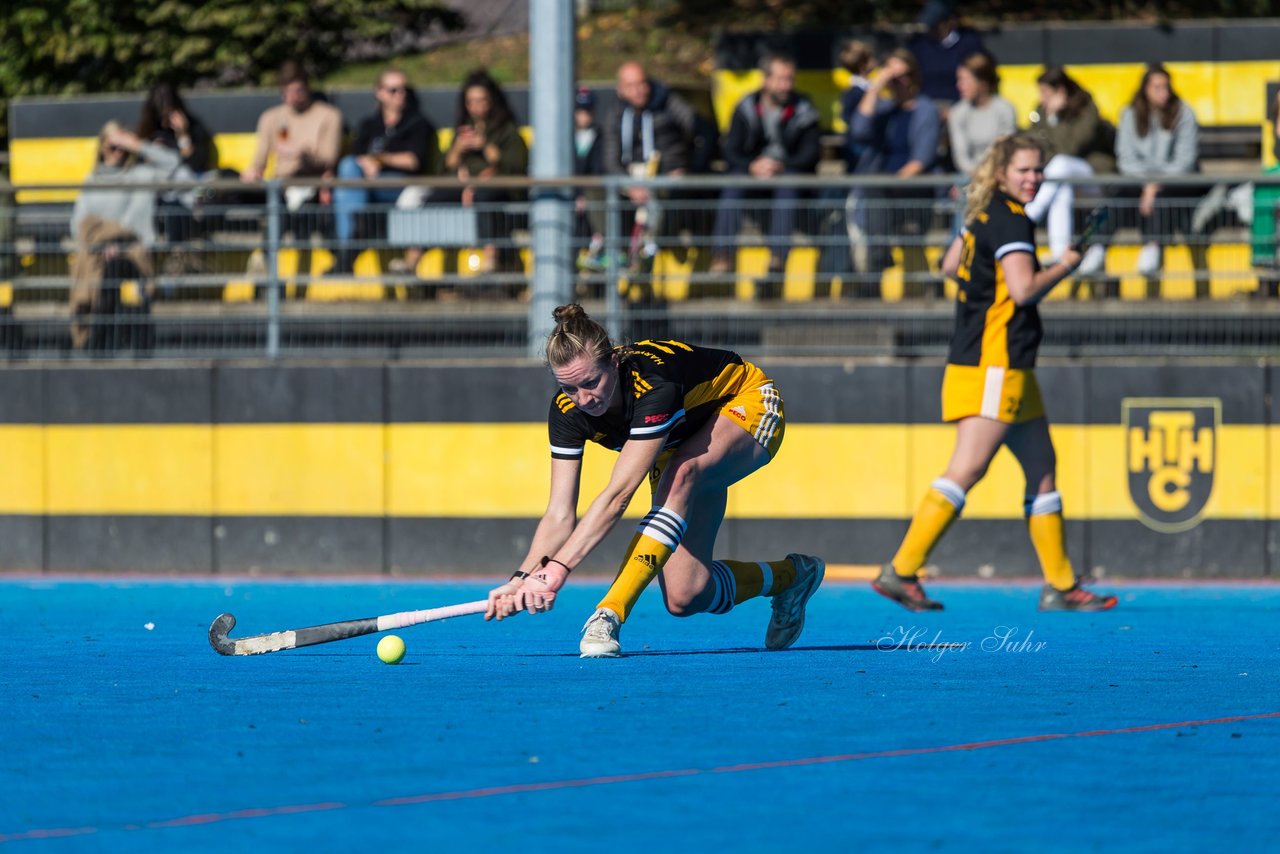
[552,303,587,324]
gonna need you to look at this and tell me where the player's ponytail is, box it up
[965,132,1045,226]
[546,304,614,368]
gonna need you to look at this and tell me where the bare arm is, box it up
[1001,248,1083,306]
[244,111,275,180]
[519,457,583,573]
[549,435,663,569]
[940,233,965,278]
[486,456,580,620]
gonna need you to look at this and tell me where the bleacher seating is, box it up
[4,18,1279,311]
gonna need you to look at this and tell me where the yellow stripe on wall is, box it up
[0,422,1271,520]
[0,426,46,514]
[44,425,213,514]
[215,424,385,515]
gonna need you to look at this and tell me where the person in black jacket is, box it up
[334,67,436,272]
[593,62,701,266]
[573,87,606,273]
[709,52,821,299]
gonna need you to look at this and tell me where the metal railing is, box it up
[2,173,1278,360]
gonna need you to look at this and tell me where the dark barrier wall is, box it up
[0,359,1275,577]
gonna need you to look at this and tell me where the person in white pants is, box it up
[1024,153,1103,271]
[1024,66,1116,275]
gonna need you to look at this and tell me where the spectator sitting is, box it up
[241,60,343,226]
[709,51,821,300]
[71,121,184,250]
[573,86,607,274]
[1115,64,1206,296]
[136,81,213,254]
[1025,66,1117,275]
[69,121,181,349]
[947,51,1017,231]
[597,61,699,272]
[332,67,436,273]
[907,0,985,109]
[850,49,942,299]
[838,39,879,176]
[822,38,882,289]
[436,69,529,277]
[1248,88,1280,297]
[138,82,213,175]
[949,51,1018,181]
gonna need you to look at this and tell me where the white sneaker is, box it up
[579,607,622,658]
[1191,182,1227,234]
[1077,244,1106,276]
[765,554,825,650]
[1137,241,1161,276]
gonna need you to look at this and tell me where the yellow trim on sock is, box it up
[891,488,960,576]
[718,558,796,603]
[596,532,674,622]
[1027,511,1077,590]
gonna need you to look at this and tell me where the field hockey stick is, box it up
[209,599,488,656]
[1071,205,1110,252]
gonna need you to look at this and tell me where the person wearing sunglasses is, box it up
[333,67,436,273]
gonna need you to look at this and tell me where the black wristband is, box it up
[510,569,529,581]
[540,555,573,574]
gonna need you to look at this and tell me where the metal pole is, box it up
[604,176,622,342]
[264,180,281,358]
[527,0,575,357]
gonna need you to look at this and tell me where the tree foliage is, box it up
[668,0,1278,29]
[0,0,463,99]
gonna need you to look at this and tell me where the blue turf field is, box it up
[2,578,1278,851]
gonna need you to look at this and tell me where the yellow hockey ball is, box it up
[377,634,406,664]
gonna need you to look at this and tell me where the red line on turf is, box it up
[3,712,1276,843]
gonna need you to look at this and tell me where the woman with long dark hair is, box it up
[441,69,528,276]
[137,82,213,174]
[1116,64,1205,296]
[1025,66,1116,276]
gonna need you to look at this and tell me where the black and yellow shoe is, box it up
[871,563,944,612]
[1038,584,1118,612]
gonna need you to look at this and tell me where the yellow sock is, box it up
[596,506,687,622]
[717,558,796,604]
[891,479,964,576]
[1026,492,1076,590]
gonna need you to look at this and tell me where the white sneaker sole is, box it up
[579,646,622,659]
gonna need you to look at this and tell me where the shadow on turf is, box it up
[522,644,885,657]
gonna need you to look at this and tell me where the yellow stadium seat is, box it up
[456,248,485,278]
[782,246,819,301]
[729,246,766,300]
[224,247,302,302]
[306,248,385,302]
[652,247,698,301]
[121,280,144,306]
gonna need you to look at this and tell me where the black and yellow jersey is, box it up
[948,190,1043,369]
[548,340,770,460]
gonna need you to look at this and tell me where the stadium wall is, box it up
[0,360,1274,578]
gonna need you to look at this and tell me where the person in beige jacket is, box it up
[241,60,342,211]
